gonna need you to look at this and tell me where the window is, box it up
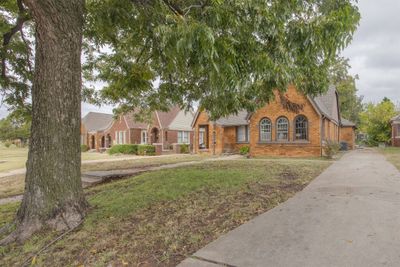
[178,131,190,144]
[259,118,272,141]
[294,115,308,140]
[237,125,249,142]
[141,130,148,144]
[117,131,125,144]
[276,117,289,141]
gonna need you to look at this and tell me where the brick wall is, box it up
[106,116,129,145]
[249,86,322,157]
[392,123,400,147]
[340,126,356,149]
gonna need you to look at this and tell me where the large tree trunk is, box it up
[6,0,88,242]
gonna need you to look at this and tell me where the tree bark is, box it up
[5,0,88,242]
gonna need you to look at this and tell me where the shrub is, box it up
[137,144,156,156]
[4,141,12,148]
[108,144,138,155]
[323,140,340,159]
[180,144,190,154]
[81,144,89,152]
[239,145,250,155]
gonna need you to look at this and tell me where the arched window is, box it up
[276,117,289,141]
[259,118,272,141]
[294,115,308,140]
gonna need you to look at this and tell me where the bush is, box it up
[323,140,340,159]
[239,145,250,155]
[137,144,156,156]
[180,144,190,154]
[81,144,89,152]
[4,141,12,148]
[108,144,138,155]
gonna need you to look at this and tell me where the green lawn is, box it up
[378,147,400,170]
[0,155,206,199]
[0,145,138,173]
[0,159,331,266]
[0,147,29,173]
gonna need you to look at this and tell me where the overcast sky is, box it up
[341,0,400,104]
[1,1,398,119]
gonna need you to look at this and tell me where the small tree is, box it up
[360,98,397,146]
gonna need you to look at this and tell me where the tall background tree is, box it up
[329,57,363,124]
[1,0,360,242]
[360,98,397,146]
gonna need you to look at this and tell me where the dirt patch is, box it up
[279,169,299,180]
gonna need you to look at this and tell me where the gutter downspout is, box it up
[212,122,216,155]
[320,115,325,157]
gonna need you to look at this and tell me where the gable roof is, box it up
[168,109,195,131]
[311,84,340,123]
[391,114,400,122]
[341,118,356,127]
[120,106,187,130]
[123,112,148,129]
[215,110,250,126]
[82,112,113,132]
[156,106,181,129]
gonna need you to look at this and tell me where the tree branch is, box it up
[19,27,33,74]
[161,0,182,16]
[1,0,30,80]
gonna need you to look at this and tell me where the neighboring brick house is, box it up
[81,112,114,150]
[391,115,400,147]
[82,107,194,152]
[340,118,357,149]
[192,85,355,157]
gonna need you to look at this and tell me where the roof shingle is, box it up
[82,112,113,132]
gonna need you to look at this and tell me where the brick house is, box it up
[391,115,400,147]
[340,118,357,149]
[81,112,114,150]
[192,85,355,157]
[82,107,194,152]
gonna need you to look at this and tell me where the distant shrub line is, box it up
[108,144,156,156]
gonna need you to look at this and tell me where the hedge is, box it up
[137,144,156,156]
[108,144,138,155]
[108,144,156,156]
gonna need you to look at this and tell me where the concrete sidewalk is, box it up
[0,154,191,178]
[179,149,400,267]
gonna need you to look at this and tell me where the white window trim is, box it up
[141,130,148,144]
[178,131,190,144]
[237,125,249,143]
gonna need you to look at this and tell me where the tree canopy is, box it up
[329,57,363,124]
[3,0,360,120]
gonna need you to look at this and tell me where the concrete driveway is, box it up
[178,149,400,267]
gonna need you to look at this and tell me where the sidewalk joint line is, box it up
[189,255,237,267]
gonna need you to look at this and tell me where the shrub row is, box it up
[108,144,156,156]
